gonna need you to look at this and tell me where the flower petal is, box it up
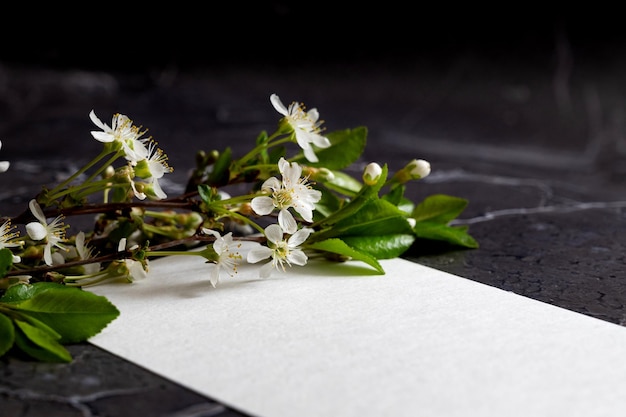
[264,224,284,244]
[26,222,47,241]
[293,204,314,223]
[311,133,331,148]
[91,131,113,142]
[251,196,275,215]
[259,261,275,278]
[261,177,281,192]
[281,161,302,185]
[278,209,297,234]
[301,143,318,163]
[288,227,313,247]
[89,110,107,130]
[28,199,47,224]
[247,246,273,263]
[270,94,288,116]
[209,266,219,288]
[287,249,308,266]
[43,244,53,266]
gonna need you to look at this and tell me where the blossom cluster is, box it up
[0,92,477,294]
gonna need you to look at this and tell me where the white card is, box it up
[89,254,626,417]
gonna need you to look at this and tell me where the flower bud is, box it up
[304,166,335,182]
[407,159,431,179]
[363,162,382,185]
[390,159,431,186]
[102,165,115,179]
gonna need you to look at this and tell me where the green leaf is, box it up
[314,164,388,228]
[13,319,72,363]
[382,185,415,215]
[294,127,367,170]
[197,184,219,205]
[382,184,405,206]
[7,283,119,343]
[317,198,413,237]
[1,282,46,303]
[342,234,416,259]
[411,194,470,224]
[413,221,479,248]
[312,185,344,220]
[319,170,363,197]
[0,248,13,277]
[208,147,232,186]
[306,238,384,274]
[311,199,416,259]
[0,312,14,357]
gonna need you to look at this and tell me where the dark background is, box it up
[3,5,624,71]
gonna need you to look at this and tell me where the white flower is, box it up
[246,224,313,278]
[408,159,431,179]
[89,110,149,164]
[131,141,172,200]
[0,140,9,173]
[250,157,321,234]
[363,162,383,185]
[0,220,22,263]
[270,94,331,162]
[25,199,68,266]
[203,228,243,287]
[135,141,172,179]
[75,231,100,274]
[117,238,148,282]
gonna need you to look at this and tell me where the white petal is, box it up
[311,134,331,148]
[118,238,127,252]
[91,131,113,143]
[261,177,281,192]
[213,236,229,255]
[270,94,288,116]
[264,224,284,244]
[89,110,107,130]
[302,145,318,163]
[0,161,9,173]
[259,261,275,278]
[28,199,47,224]
[282,161,302,184]
[26,222,47,241]
[209,266,219,288]
[75,231,86,259]
[150,178,167,200]
[307,108,320,122]
[277,157,289,174]
[305,187,322,203]
[203,228,220,238]
[128,260,148,281]
[43,244,53,266]
[247,246,273,263]
[293,204,314,223]
[251,196,275,215]
[278,210,297,234]
[288,227,313,247]
[287,249,308,266]
[51,251,66,265]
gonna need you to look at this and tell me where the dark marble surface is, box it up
[3,12,626,415]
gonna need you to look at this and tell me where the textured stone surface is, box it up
[2,13,626,415]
